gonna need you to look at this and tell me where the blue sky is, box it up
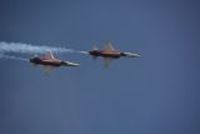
[0,0,200,134]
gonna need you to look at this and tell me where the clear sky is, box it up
[0,0,200,134]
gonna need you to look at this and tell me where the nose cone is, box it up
[69,62,80,67]
[62,61,80,67]
[123,52,141,57]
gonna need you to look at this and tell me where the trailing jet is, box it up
[29,52,79,69]
[88,41,140,67]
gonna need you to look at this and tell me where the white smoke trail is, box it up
[79,51,89,55]
[0,42,75,54]
[0,54,28,62]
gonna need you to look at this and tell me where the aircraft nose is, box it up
[133,53,141,57]
[124,52,141,57]
[63,61,80,67]
[72,63,80,66]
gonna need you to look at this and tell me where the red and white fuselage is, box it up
[29,52,79,67]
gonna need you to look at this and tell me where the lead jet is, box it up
[30,52,79,71]
[88,41,140,67]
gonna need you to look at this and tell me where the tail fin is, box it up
[92,44,98,50]
[42,51,56,60]
[104,41,115,51]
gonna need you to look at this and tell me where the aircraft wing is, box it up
[43,65,55,74]
[103,57,113,68]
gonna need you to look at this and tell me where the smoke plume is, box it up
[0,42,75,54]
[0,53,28,62]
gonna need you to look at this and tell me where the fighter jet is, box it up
[88,41,140,67]
[29,52,79,69]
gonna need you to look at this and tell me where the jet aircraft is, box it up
[30,52,79,69]
[88,41,140,67]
